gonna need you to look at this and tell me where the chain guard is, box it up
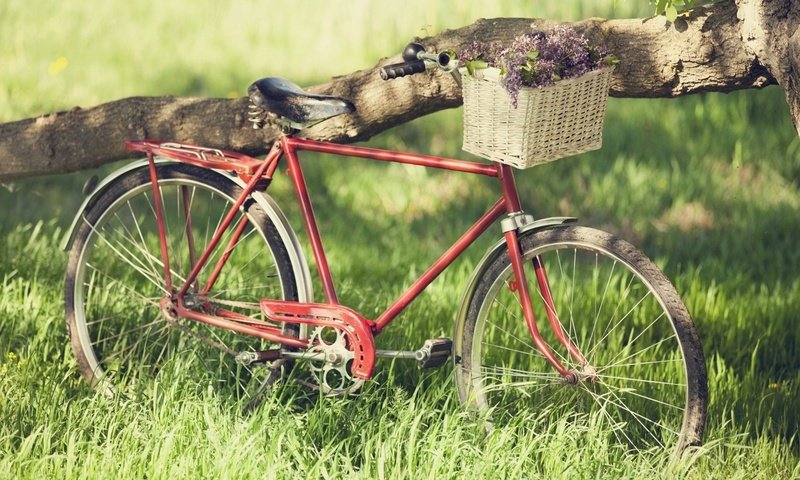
[259,300,376,380]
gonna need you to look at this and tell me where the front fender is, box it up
[61,158,314,303]
[452,216,577,365]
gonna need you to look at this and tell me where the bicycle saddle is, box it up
[247,77,355,130]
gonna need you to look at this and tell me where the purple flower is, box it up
[459,26,613,107]
[458,40,502,74]
[496,32,544,106]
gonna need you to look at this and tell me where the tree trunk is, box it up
[0,0,795,181]
[736,0,800,135]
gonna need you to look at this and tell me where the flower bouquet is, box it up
[459,26,616,168]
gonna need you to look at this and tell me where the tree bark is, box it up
[735,0,800,136]
[0,0,794,181]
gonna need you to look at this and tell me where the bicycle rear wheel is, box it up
[65,163,300,400]
[455,226,706,456]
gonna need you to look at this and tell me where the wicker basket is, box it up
[461,66,613,169]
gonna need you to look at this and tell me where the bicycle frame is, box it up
[127,135,584,380]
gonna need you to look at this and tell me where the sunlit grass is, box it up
[1,0,800,478]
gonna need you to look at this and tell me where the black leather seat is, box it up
[247,77,355,129]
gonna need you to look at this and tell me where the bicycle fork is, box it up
[503,227,589,383]
[498,166,587,383]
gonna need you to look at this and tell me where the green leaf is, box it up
[526,50,539,61]
[465,59,488,76]
[666,4,678,22]
[655,0,668,14]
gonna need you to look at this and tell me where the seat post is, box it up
[280,125,299,136]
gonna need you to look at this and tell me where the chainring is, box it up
[306,326,364,396]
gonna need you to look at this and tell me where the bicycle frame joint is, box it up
[500,212,536,233]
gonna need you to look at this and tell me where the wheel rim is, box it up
[469,239,690,453]
[72,175,289,397]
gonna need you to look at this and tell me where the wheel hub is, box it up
[575,364,599,384]
[159,296,178,323]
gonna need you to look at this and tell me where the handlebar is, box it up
[379,43,457,81]
[380,59,426,80]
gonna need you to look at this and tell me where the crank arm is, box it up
[235,349,335,366]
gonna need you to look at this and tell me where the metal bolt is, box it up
[235,351,260,366]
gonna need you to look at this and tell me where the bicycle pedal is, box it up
[416,338,452,369]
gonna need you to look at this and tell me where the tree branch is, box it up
[0,0,785,181]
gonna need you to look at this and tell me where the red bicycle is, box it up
[63,44,706,456]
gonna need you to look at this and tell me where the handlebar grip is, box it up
[380,60,426,80]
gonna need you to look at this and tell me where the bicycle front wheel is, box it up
[65,163,300,399]
[455,226,706,456]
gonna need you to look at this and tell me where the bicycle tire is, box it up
[455,226,707,456]
[65,163,300,400]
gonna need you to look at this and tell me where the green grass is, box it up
[2,0,800,478]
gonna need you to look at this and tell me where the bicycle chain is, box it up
[202,297,261,311]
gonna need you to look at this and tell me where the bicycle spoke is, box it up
[478,379,554,394]
[182,185,199,281]
[209,279,280,297]
[112,210,163,282]
[599,379,685,412]
[90,318,164,347]
[600,312,669,367]
[480,339,546,362]
[590,258,617,346]
[84,263,161,306]
[600,385,676,446]
[588,272,637,358]
[496,290,571,365]
[486,301,540,350]
[597,373,685,388]
[88,221,167,293]
[104,214,190,287]
[579,384,639,448]
[586,290,654,362]
[101,324,172,363]
[479,364,561,381]
[553,249,580,363]
[599,356,682,371]
[84,311,158,327]
[534,279,580,368]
